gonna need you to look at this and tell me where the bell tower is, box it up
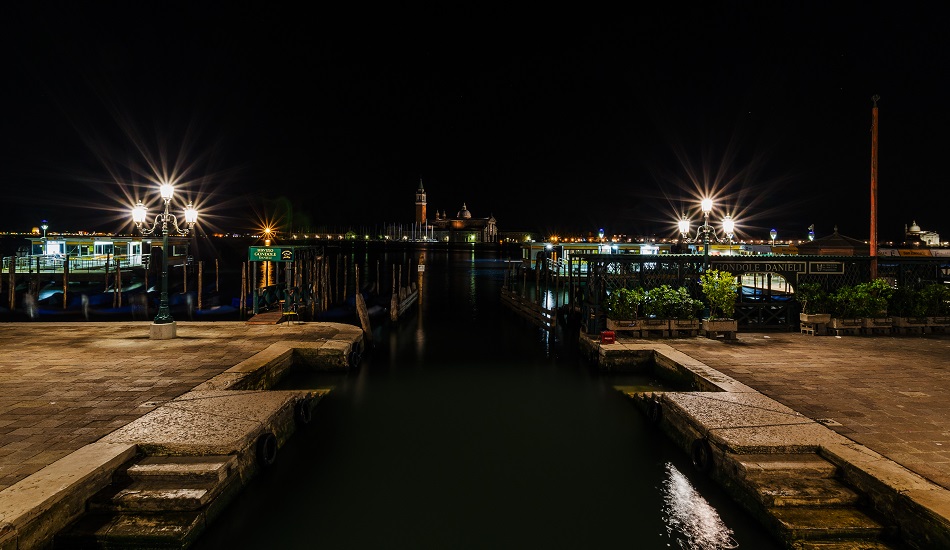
[415,178,427,224]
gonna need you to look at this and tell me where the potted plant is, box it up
[641,285,674,336]
[700,269,739,338]
[828,285,864,333]
[829,280,893,334]
[644,285,701,336]
[797,282,831,324]
[921,283,950,331]
[858,279,894,333]
[889,286,929,334]
[604,287,644,334]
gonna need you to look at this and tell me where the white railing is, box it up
[1,255,144,272]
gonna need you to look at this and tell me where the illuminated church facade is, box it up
[415,180,497,243]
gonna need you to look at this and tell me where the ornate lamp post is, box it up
[678,198,736,271]
[770,228,777,249]
[132,182,197,339]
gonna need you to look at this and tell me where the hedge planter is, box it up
[800,313,831,324]
[669,318,700,337]
[862,317,893,335]
[893,316,929,335]
[605,318,642,336]
[829,317,862,336]
[929,316,950,332]
[641,318,670,338]
[702,319,737,340]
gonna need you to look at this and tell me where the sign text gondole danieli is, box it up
[710,261,807,274]
[248,247,294,262]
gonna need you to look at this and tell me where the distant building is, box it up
[795,227,869,256]
[414,180,498,243]
[904,221,941,246]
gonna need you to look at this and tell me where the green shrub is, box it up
[700,269,738,319]
[830,279,893,318]
[643,285,702,319]
[920,283,950,316]
[605,287,644,320]
[797,282,830,314]
[888,286,926,318]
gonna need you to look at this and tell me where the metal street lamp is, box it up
[132,182,197,339]
[41,221,48,242]
[770,228,777,249]
[678,198,736,271]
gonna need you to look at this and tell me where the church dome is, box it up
[909,221,921,233]
[458,203,471,219]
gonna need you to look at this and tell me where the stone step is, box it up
[55,511,205,549]
[90,480,219,512]
[126,455,236,484]
[733,453,838,481]
[753,475,861,507]
[770,506,889,541]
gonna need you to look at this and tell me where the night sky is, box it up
[4,3,948,243]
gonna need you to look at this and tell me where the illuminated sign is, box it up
[710,261,806,273]
[248,247,294,262]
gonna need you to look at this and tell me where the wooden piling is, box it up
[62,256,69,310]
[355,264,372,343]
[390,264,398,322]
[240,261,247,319]
[198,261,203,310]
[7,260,15,310]
[116,262,122,308]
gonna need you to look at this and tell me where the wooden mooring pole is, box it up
[355,264,372,343]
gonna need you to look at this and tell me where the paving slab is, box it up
[664,391,839,453]
[0,321,359,491]
[658,332,950,490]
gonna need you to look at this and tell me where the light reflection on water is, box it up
[662,462,739,550]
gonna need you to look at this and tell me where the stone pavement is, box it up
[0,322,358,492]
[660,332,950,491]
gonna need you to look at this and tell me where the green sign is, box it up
[248,247,294,262]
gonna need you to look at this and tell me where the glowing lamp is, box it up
[159,183,174,200]
[132,201,147,225]
[184,203,198,225]
[700,198,713,214]
[722,215,735,237]
[678,217,690,236]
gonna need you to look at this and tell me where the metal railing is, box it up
[2,255,145,273]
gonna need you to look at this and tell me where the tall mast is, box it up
[870,95,880,279]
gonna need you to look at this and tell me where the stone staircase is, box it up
[728,453,900,550]
[55,454,241,549]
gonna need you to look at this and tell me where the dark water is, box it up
[195,247,778,549]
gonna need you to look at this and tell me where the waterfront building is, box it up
[904,221,941,247]
[2,234,191,276]
[795,227,870,256]
[414,180,498,243]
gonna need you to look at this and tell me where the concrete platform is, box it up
[606,331,950,550]
[0,321,362,549]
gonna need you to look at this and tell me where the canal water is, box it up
[195,246,778,549]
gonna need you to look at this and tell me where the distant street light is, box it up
[132,182,197,339]
[678,198,736,271]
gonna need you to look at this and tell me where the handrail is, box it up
[1,254,146,272]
